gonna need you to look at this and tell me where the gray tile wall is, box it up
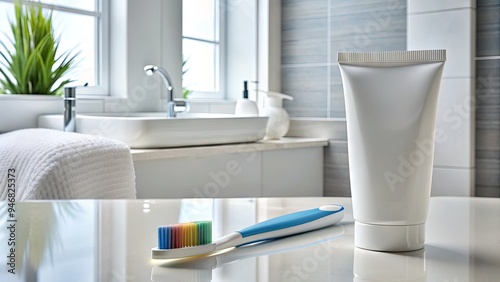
[281,0,406,118]
[477,0,500,57]
[476,0,500,197]
[281,0,329,117]
[282,0,407,196]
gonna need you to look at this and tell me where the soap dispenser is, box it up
[235,81,259,116]
[258,90,294,140]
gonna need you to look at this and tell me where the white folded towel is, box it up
[0,128,136,200]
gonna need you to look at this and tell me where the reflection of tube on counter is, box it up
[151,225,345,282]
[353,248,426,282]
[338,50,446,252]
[151,265,213,282]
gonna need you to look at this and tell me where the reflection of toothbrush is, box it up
[152,204,344,259]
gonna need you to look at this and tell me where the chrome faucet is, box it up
[63,86,76,132]
[144,65,189,118]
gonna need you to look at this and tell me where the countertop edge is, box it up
[131,137,328,161]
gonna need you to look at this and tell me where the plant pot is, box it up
[0,94,63,133]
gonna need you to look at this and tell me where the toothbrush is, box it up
[152,204,344,259]
[151,225,345,281]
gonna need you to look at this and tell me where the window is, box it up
[182,0,223,99]
[0,0,108,95]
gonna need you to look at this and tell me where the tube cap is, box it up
[355,222,425,252]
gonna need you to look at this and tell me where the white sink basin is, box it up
[38,112,268,148]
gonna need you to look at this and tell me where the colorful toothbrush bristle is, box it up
[158,221,212,250]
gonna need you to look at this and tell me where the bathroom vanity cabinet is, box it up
[132,138,327,198]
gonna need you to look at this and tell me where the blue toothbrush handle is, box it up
[238,205,344,238]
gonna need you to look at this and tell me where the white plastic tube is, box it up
[338,50,446,252]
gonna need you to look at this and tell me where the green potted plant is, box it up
[0,0,79,132]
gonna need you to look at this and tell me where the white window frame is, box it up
[0,0,109,96]
[182,0,225,100]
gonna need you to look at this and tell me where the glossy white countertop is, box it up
[1,197,499,281]
[130,137,328,161]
